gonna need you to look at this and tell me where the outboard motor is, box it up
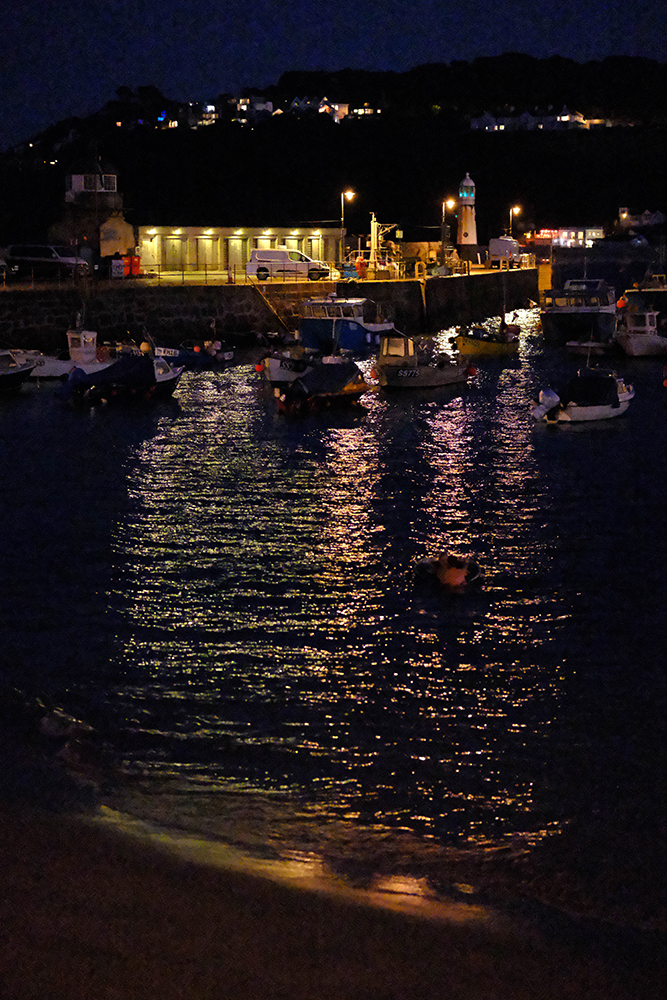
[531,387,560,420]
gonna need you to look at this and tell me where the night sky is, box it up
[4,0,665,150]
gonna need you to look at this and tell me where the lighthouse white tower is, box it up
[456,172,478,246]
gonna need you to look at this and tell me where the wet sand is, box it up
[1,806,664,1000]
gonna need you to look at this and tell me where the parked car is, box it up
[245,247,330,281]
[3,244,89,280]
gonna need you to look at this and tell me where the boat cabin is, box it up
[380,335,415,359]
[302,295,391,324]
[67,329,99,365]
[298,294,394,353]
[620,310,660,335]
[378,334,420,368]
[542,279,616,310]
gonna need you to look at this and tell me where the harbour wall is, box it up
[0,269,538,352]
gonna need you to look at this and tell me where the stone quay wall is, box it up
[0,270,538,353]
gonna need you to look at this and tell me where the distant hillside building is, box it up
[470,107,612,131]
[618,207,666,229]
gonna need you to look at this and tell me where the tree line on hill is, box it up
[273,54,667,126]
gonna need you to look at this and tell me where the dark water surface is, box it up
[2,312,667,933]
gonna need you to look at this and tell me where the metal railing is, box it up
[0,255,539,290]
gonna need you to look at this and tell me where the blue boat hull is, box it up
[298,318,380,354]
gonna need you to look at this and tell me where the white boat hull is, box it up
[615,332,667,356]
[531,373,634,423]
[550,394,634,422]
[28,356,115,378]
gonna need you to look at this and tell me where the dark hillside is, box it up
[1,52,665,243]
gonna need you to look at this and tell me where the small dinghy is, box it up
[0,350,36,391]
[415,553,482,590]
[531,368,634,423]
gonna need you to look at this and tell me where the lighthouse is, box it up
[456,173,477,246]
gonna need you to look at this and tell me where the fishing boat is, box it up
[375,333,473,389]
[0,350,36,391]
[452,318,520,356]
[257,345,316,385]
[540,279,617,346]
[615,308,667,356]
[297,294,396,354]
[154,320,235,369]
[14,328,114,379]
[276,357,372,413]
[530,368,634,423]
[155,339,234,369]
[56,353,183,406]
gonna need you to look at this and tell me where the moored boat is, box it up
[376,333,473,388]
[615,308,667,356]
[452,318,520,356]
[257,345,316,385]
[415,553,482,590]
[14,328,115,379]
[276,357,372,413]
[297,294,396,354]
[155,325,235,368]
[531,368,634,423]
[540,279,617,346]
[56,353,184,406]
[0,350,36,391]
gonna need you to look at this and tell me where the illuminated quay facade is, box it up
[137,225,341,272]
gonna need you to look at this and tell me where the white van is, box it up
[488,237,522,268]
[245,247,330,281]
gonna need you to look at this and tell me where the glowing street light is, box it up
[509,204,521,236]
[440,197,456,264]
[340,189,355,263]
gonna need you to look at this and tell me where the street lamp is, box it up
[509,204,521,237]
[440,197,456,265]
[340,189,355,264]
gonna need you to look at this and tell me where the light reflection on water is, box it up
[4,307,667,902]
[102,311,569,859]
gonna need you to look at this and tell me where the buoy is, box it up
[194,345,201,352]
[370,368,378,379]
[255,363,264,372]
[467,365,477,375]
[139,341,151,354]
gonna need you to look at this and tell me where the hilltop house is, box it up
[470,107,612,131]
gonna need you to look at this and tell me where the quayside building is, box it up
[136,226,341,273]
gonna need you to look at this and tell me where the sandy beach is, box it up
[1,805,664,1000]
